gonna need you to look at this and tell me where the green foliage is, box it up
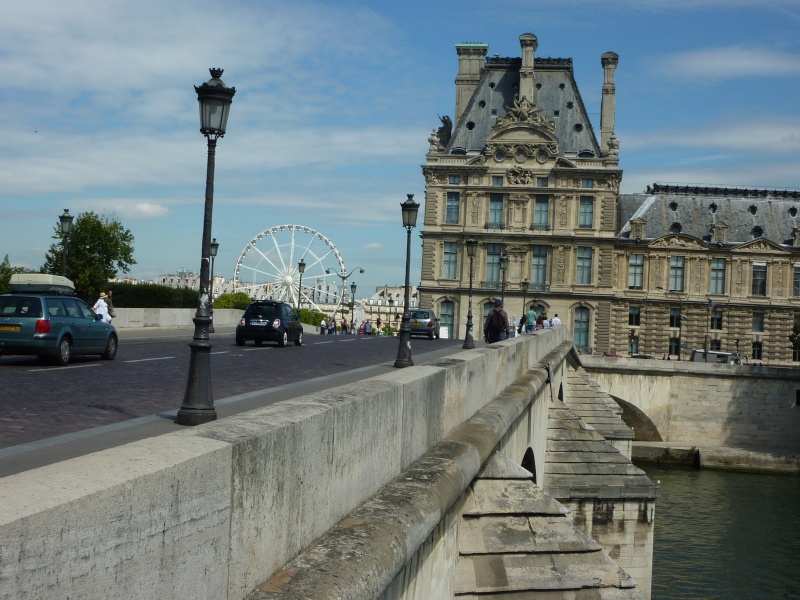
[41,211,135,301]
[105,282,197,308]
[0,255,35,294]
[213,292,253,310]
[789,322,800,351]
[297,307,327,326]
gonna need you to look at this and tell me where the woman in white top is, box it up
[93,292,112,323]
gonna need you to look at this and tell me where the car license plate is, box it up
[250,320,267,326]
[410,321,422,327]
[0,325,20,332]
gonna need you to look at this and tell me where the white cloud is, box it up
[363,243,383,250]
[652,47,800,81]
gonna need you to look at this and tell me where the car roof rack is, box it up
[8,274,76,295]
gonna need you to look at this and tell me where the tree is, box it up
[0,255,35,293]
[789,320,800,362]
[41,212,135,301]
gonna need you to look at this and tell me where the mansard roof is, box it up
[447,56,601,158]
[619,184,800,246]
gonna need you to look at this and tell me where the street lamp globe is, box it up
[59,209,74,236]
[195,69,235,136]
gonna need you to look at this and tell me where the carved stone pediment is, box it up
[648,235,707,250]
[731,237,792,254]
[493,95,556,132]
[505,245,528,255]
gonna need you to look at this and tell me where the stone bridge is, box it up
[580,356,800,456]
[1,329,659,599]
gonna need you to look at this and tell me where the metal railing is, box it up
[529,223,551,231]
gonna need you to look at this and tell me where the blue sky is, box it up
[3,0,800,294]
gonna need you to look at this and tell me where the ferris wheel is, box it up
[233,224,349,313]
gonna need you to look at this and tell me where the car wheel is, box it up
[102,334,118,360]
[295,331,303,346]
[236,334,245,347]
[428,331,434,340]
[255,339,263,346]
[53,337,72,366]
[278,331,288,347]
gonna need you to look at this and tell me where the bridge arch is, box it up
[521,447,537,483]
[611,394,663,441]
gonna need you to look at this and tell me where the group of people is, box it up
[319,317,388,336]
[92,290,116,323]
[483,298,561,344]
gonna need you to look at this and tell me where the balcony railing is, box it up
[484,221,506,230]
[528,282,549,292]
[529,223,551,231]
[480,281,502,290]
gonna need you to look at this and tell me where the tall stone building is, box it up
[419,33,800,364]
[419,34,622,351]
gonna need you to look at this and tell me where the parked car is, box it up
[0,274,118,365]
[631,354,656,359]
[408,309,440,339]
[236,300,303,347]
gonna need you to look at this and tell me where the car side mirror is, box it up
[95,314,104,321]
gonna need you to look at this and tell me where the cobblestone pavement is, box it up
[0,331,467,449]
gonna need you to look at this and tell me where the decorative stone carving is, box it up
[507,167,535,185]
[630,218,646,240]
[557,194,568,229]
[469,192,479,226]
[649,235,706,250]
[494,95,556,132]
[607,136,620,156]
[423,168,446,186]
[556,246,566,284]
[437,115,452,148]
[734,259,743,296]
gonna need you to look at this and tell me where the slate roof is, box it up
[619,185,800,246]
[455,452,645,599]
[448,57,601,158]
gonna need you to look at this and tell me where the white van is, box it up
[690,349,741,365]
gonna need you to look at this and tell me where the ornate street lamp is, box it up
[350,281,357,332]
[297,258,306,311]
[209,238,219,333]
[59,209,74,277]
[177,68,235,427]
[463,238,478,349]
[394,194,419,368]
[500,252,509,305]
[326,266,364,317]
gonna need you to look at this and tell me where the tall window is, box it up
[710,340,721,351]
[576,247,593,285]
[537,177,548,187]
[486,243,502,283]
[710,258,726,294]
[574,307,590,347]
[629,306,641,326]
[752,264,767,296]
[628,254,644,290]
[669,256,685,291]
[440,300,454,339]
[492,176,503,187]
[794,266,800,297]
[534,195,549,227]
[581,179,594,189]
[489,193,504,226]
[448,175,460,185]
[669,337,680,355]
[669,306,682,328]
[578,196,594,228]
[446,192,460,224]
[752,312,764,332]
[442,242,458,279]
[711,309,723,330]
[629,335,640,355]
[531,245,547,286]
[752,341,763,360]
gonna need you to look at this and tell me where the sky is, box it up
[3,0,800,295]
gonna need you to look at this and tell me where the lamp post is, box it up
[500,252,509,305]
[209,238,219,333]
[394,193,420,368]
[177,68,235,427]
[326,266,364,316]
[657,286,683,360]
[59,209,74,277]
[350,281,357,333]
[463,238,478,349]
[297,258,306,311]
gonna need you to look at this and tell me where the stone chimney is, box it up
[455,43,488,123]
[519,33,538,104]
[600,51,619,155]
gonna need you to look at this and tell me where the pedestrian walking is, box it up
[483,299,510,344]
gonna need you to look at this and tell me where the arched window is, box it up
[574,307,590,348]
[440,300,455,340]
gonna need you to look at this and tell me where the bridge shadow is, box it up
[610,394,663,442]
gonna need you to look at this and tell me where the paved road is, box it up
[0,327,473,476]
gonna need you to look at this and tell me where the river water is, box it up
[636,463,800,599]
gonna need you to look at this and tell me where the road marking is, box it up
[243,347,273,351]
[125,356,176,363]
[27,363,104,372]
[211,351,230,355]
[339,339,357,342]
[315,341,335,344]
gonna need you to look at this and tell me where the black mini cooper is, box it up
[235,300,303,347]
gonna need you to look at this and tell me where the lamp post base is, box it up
[177,313,217,426]
[394,326,413,368]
